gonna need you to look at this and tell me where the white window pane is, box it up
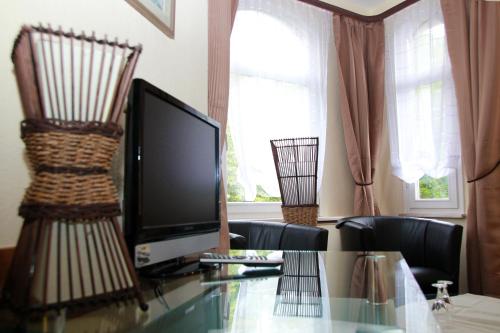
[231,10,309,83]
[229,75,311,200]
[385,0,460,185]
[227,1,331,203]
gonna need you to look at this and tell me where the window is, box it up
[385,0,463,216]
[226,0,331,219]
[404,168,464,217]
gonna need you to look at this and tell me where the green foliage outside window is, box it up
[226,129,281,203]
[254,185,281,202]
[418,175,449,199]
[226,129,245,202]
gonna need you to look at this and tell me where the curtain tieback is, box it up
[467,160,500,183]
[355,181,373,186]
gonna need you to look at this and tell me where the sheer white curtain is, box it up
[228,0,331,201]
[385,0,460,183]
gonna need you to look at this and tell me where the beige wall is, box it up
[0,0,208,248]
[319,33,355,218]
[373,115,406,215]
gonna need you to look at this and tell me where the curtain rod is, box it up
[297,0,421,22]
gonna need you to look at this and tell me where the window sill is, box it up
[227,202,283,220]
[228,215,342,224]
[317,217,340,224]
[399,212,466,219]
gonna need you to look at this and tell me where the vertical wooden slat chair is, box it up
[270,137,319,226]
[3,24,147,312]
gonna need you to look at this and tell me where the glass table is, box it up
[0,251,441,332]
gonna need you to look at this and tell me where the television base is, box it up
[139,257,218,278]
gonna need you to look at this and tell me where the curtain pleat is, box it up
[208,0,239,252]
[441,0,500,297]
[333,16,385,216]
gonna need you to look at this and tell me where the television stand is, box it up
[139,256,217,278]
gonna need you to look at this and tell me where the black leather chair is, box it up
[336,216,463,296]
[228,221,328,251]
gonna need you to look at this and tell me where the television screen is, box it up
[142,92,218,229]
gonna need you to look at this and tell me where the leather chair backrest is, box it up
[247,222,286,250]
[370,217,404,251]
[280,223,328,251]
[337,216,462,277]
[424,219,462,276]
[228,221,328,251]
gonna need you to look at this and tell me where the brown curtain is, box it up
[441,0,500,297]
[333,15,385,216]
[208,0,238,252]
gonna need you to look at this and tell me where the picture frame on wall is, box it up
[126,0,176,38]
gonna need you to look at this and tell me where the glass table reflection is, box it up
[0,251,441,333]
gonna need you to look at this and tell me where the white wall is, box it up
[0,0,208,248]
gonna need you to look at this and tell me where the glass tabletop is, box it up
[0,250,441,333]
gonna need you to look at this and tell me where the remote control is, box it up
[199,253,284,267]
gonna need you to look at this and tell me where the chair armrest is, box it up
[336,220,372,230]
[229,233,247,249]
[336,220,375,251]
[228,221,251,241]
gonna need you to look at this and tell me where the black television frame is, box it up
[124,78,221,262]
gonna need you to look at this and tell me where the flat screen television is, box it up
[124,79,220,274]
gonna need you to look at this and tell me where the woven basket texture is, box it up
[20,120,122,218]
[24,131,119,171]
[282,205,318,226]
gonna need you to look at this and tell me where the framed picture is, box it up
[126,0,176,38]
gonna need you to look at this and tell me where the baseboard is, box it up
[0,247,15,291]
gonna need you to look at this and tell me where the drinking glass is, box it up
[437,280,453,308]
[431,283,448,312]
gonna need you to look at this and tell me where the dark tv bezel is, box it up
[124,78,221,248]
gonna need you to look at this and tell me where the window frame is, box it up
[404,164,465,218]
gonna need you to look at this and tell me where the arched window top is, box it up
[415,19,445,39]
[227,0,332,203]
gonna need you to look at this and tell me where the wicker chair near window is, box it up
[270,137,319,226]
